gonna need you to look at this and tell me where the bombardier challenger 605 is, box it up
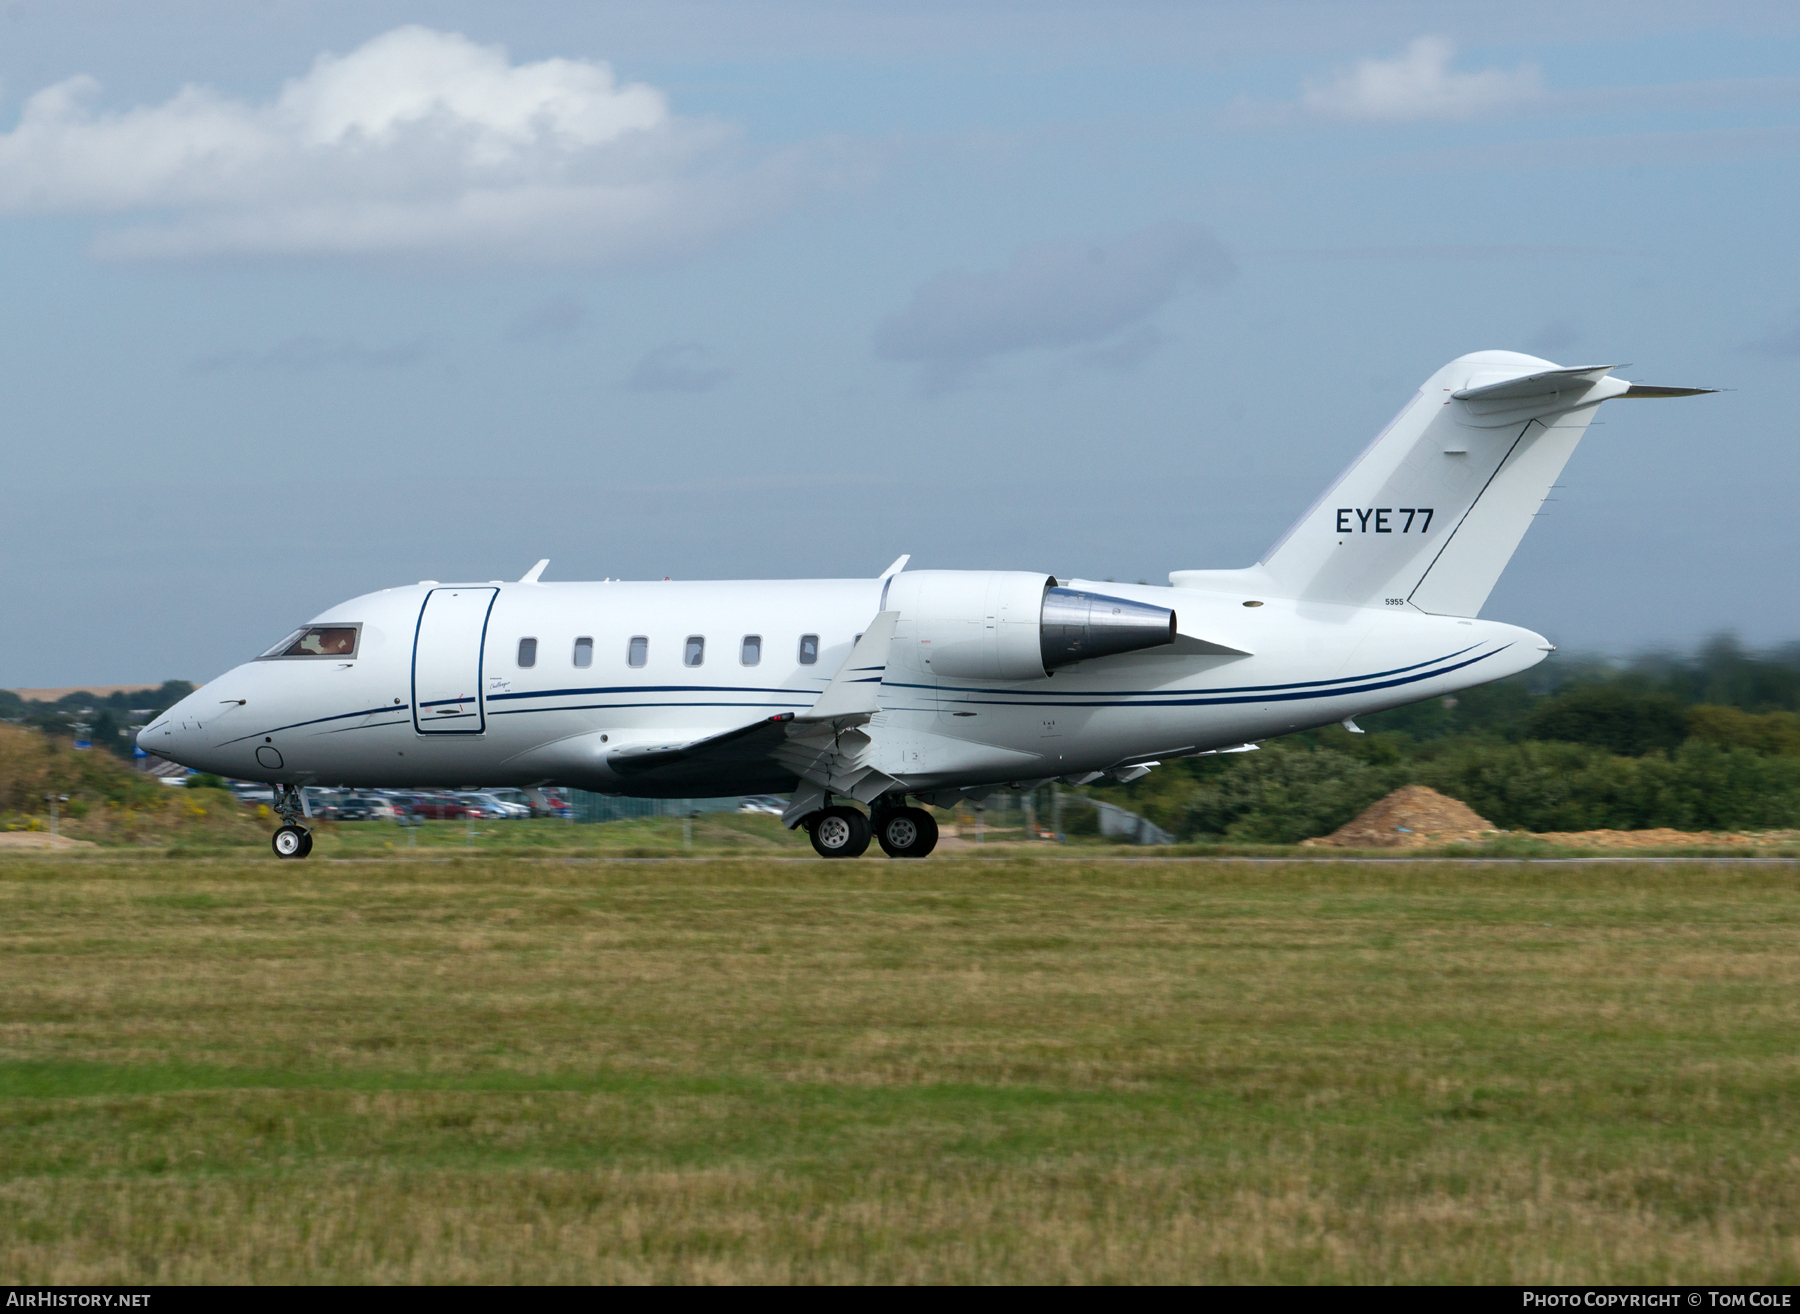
[143,351,1711,859]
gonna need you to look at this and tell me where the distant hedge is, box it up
[1090,634,1800,841]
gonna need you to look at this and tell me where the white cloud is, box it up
[505,296,587,344]
[1300,36,1544,122]
[0,25,792,263]
[190,335,430,372]
[875,222,1234,391]
[625,342,731,393]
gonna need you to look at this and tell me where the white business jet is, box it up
[142,351,1711,860]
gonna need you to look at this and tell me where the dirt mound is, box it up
[1301,785,1497,849]
[0,832,97,850]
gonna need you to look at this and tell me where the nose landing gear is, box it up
[271,784,314,860]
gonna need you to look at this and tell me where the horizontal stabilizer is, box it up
[1451,364,1618,401]
[1619,384,1719,398]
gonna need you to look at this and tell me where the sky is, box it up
[1,0,1797,686]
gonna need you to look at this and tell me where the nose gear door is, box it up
[412,587,499,735]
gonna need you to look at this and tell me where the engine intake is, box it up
[884,570,1177,680]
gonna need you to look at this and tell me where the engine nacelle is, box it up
[884,570,1176,680]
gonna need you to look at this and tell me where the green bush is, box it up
[1687,705,1800,755]
[1180,745,1398,844]
[1524,685,1689,756]
[0,723,164,814]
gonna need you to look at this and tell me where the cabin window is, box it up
[259,624,361,659]
[573,637,593,668]
[740,635,761,666]
[685,636,705,667]
[628,636,648,668]
[517,638,537,668]
[798,634,819,665]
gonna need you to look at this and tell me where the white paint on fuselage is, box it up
[143,574,1548,796]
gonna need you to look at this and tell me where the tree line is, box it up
[0,682,196,761]
[1087,634,1800,841]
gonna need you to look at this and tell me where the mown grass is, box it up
[1,854,1797,1283]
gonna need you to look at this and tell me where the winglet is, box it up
[878,555,910,580]
[520,559,549,584]
[798,612,899,726]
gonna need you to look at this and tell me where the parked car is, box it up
[306,790,345,821]
[483,788,545,818]
[337,795,398,821]
[455,792,525,820]
[404,794,478,821]
[738,795,786,816]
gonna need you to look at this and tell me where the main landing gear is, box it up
[873,805,938,859]
[271,784,313,860]
[808,805,870,858]
[804,798,939,859]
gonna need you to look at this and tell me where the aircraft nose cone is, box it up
[146,692,212,768]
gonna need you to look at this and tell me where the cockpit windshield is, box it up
[259,625,360,659]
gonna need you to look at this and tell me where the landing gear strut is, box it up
[271,784,313,860]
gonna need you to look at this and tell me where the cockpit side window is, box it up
[260,624,361,659]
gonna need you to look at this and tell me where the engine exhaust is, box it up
[1040,587,1177,671]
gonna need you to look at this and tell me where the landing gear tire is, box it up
[875,806,938,858]
[273,825,311,860]
[809,806,871,859]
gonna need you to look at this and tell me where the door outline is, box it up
[411,587,499,735]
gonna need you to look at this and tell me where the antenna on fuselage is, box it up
[520,559,550,584]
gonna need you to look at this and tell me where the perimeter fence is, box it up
[565,792,749,824]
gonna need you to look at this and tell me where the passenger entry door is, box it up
[412,587,499,734]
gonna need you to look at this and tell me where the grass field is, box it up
[2,852,1798,1284]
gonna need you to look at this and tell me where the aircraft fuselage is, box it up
[146,574,1548,798]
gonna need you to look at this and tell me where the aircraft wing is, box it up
[605,712,800,793]
[604,613,905,802]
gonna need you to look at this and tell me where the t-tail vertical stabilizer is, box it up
[1171,351,1715,617]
